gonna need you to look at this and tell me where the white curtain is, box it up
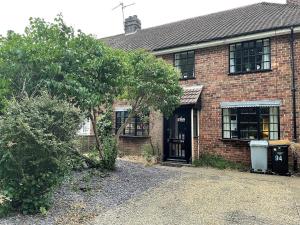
[223,109,230,138]
[269,107,279,140]
[263,40,270,69]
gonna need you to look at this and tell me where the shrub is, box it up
[141,144,158,165]
[193,154,247,171]
[102,137,117,170]
[0,93,82,215]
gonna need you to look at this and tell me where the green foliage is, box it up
[193,154,247,171]
[102,137,118,170]
[123,50,182,116]
[0,15,126,111]
[141,144,157,164]
[0,15,127,160]
[0,93,82,214]
[0,194,12,218]
[66,150,88,171]
[0,78,9,114]
[97,106,113,141]
[115,50,182,138]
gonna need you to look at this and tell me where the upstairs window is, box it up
[222,107,279,140]
[229,39,271,74]
[115,111,149,137]
[174,51,195,79]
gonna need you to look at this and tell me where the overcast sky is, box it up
[0,0,286,38]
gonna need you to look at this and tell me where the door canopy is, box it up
[180,85,203,108]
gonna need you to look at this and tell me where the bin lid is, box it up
[268,140,291,146]
[249,140,269,147]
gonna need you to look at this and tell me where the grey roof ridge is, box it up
[100,2,292,40]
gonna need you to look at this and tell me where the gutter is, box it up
[290,27,297,142]
[154,26,300,56]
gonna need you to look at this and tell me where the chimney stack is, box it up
[124,15,141,34]
[287,0,300,5]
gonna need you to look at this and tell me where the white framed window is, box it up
[78,119,91,136]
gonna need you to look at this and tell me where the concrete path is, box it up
[92,164,300,225]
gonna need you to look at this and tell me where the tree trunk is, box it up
[90,108,103,160]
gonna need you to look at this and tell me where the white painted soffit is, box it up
[153,26,300,56]
[220,100,281,108]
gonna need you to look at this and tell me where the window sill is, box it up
[228,69,272,76]
[220,138,252,143]
[179,77,196,81]
[119,135,150,138]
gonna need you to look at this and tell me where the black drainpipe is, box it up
[290,27,297,142]
[290,27,298,172]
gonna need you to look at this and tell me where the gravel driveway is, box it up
[92,162,300,225]
[1,160,300,225]
[0,160,178,225]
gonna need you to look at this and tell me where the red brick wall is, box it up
[161,34,300,165]
[113,101,163,156]
[118,136,150,156]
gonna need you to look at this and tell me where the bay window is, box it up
[222,107,279,140]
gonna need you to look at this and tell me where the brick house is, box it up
[101,1,300,165]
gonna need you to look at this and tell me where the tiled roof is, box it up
[180,86,203,105]
[102,2,300,51]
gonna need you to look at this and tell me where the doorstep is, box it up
[161,160,192,168]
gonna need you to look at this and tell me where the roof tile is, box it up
[180,86,203,105]
[102,3,300,51]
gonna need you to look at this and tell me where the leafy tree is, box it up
[0,93,82,214]
[0,15,126,159]
[116,50,183,140]
[0,78,9,114]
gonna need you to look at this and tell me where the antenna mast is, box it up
[112,2,135,26]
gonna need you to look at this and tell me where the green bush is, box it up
[102,137,117,170]
[193,154,247,171]
[141,144,159,165]
[142,144,154,163]
[0,93,82,215]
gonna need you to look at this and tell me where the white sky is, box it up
[0,0,286,38]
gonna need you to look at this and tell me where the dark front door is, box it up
[164,107,191,163]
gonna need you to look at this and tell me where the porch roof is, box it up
[220,100,281,108]
[180,85,203,106]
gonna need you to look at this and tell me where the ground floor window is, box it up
[115,111,149,136]
[222,107,279,140]
[78,119,91,136]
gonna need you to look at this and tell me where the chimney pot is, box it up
[287,0,300,5]
[124,15,141,34]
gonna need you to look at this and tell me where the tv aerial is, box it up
[112,2,136,24]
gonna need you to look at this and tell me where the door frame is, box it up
[163,106,192,163]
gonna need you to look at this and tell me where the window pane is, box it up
[229,39,271,74]
[263,62,270,70]
[116,111,149,136]
[269,107,279,140]
[230,66,236,73]
[174,51,195,79]
[223,109,237,138]
[239,108,258,139]
[223,109,230,138]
